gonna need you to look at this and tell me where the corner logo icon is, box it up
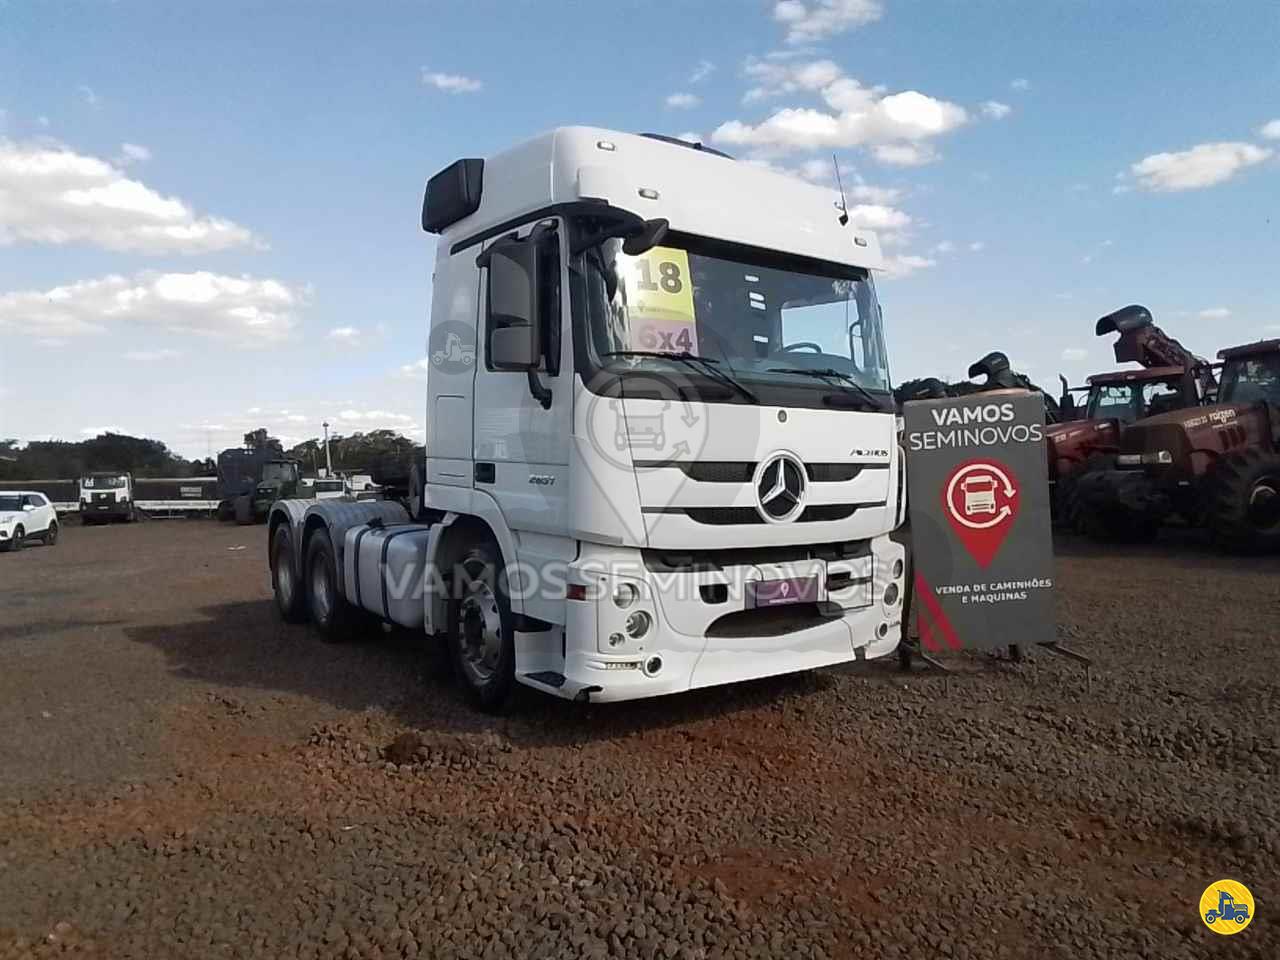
[1200,879,1254,935]
[755,453,805,523]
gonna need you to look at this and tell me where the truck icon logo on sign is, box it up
[943,459,1020,567]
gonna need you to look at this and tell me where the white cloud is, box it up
[1259,119,1280,141]
[1127,141,1272,192]
[77,85,99,107]
[932,240,954,254]
[116,142,151,164]
[690,60,715,84]
[980,100,1012,120]
[968,241,985,252]
[1061,347,1088,361]
[0,139,261,253]
[675,131,703,144]
[715,83,966,156]
[1198,307,1231,319]
[335,409,415,425]
[420,69,483,94]
[879,254,935,279]
[398,357,430,380]
[327,325,361,343]
[665,92,701,109]
[1010,78,1030,91]
[872,143,938,166]
[773,0,883,44]
[123,348,183,361]
[0,271,306,346]
[80,426,124,437]
[845,203,910,231]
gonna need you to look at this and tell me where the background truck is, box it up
[267,127,907,712]
[79,472,135,524]
[1047,305,1213,529]
[215,448,301,523]
[1078,338,1280,548]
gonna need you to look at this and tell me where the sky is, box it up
[1,0,1277,459]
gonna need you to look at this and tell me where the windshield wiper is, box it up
[765,366,887,412]
[600,351,759,404]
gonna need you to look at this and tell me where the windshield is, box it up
[82,475,126,489]
[575,232,890,403]
[261,462,296,483]
[0,495,21,511]
[1220,354,1280,405]
[1085,378,1183,423]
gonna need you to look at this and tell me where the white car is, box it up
[0,491,59,552]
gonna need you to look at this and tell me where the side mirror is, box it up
[484,239,541,371]
[621,218,670,256]
[22,503,34,512]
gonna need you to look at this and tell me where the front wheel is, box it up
[1205,448,1280,553]
[43,522,58,546]
[271,524,307,623]
[10,527,24,552]
[446,541,516,713]
[305,530,358,642]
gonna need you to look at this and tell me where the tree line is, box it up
[0,428,421,481]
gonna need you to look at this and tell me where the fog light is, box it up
[625,610,652,639]
[643,656,663,676]
[883,583,900,607]
[608,632,625,648]
[877,623,889,639]
[892,559,903,579]
[613,583,638,609]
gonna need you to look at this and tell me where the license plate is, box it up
[747,576,819,609]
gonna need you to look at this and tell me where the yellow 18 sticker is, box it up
[622,246,699,355]
[1200,878,1254,934]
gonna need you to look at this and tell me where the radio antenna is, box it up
[832,153,849,226]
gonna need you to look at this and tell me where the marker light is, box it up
[883,583,900,608]
[613,583,639,609]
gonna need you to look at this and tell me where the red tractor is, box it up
[1078,338,1280,549]
[1049,305,1214,528]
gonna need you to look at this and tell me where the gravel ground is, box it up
[1,520,1277,959]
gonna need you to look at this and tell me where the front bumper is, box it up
[531,535,906,703]
[1076,469,1172,518]
[81,500,131,518]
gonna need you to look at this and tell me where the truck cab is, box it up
[79,472,134,524]
[268,128,907,710]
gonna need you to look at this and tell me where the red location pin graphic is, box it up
[942,458,1020,568]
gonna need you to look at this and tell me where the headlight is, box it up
[1117,450,1173,467]
[612,583,639,609]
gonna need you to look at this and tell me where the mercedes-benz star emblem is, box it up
[755,454,806,522]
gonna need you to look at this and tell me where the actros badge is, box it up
[943,459,1020,567]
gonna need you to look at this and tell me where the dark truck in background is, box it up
[216,448,302,523]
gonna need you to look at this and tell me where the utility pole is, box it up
[322,421,333,477]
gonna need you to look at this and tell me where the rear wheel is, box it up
[446,540,516,713]
[1205,448,1280,552]
[43,522,58,546]
[271,524,307,623]
[305,530,358,641]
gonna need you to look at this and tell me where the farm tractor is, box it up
[1078,338,1280,550]
[1204,889,1251,926]
[1048,305,1214,529]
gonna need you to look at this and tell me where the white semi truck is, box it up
[267,128,907,710]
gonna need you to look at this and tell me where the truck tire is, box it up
[271,524,307,623]
[446,539,516,713]
[305,529,359,642]
[1205,448,1280,553]
[234,495,254,525]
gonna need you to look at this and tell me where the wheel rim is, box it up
[458,581,502,685]
[277,545,294,606]
[310,559,332,622]
[1246,475,1280,530]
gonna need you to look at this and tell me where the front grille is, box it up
[634,460,885,483]
[647,503,875,525]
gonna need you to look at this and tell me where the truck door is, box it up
[473,217,575,618]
